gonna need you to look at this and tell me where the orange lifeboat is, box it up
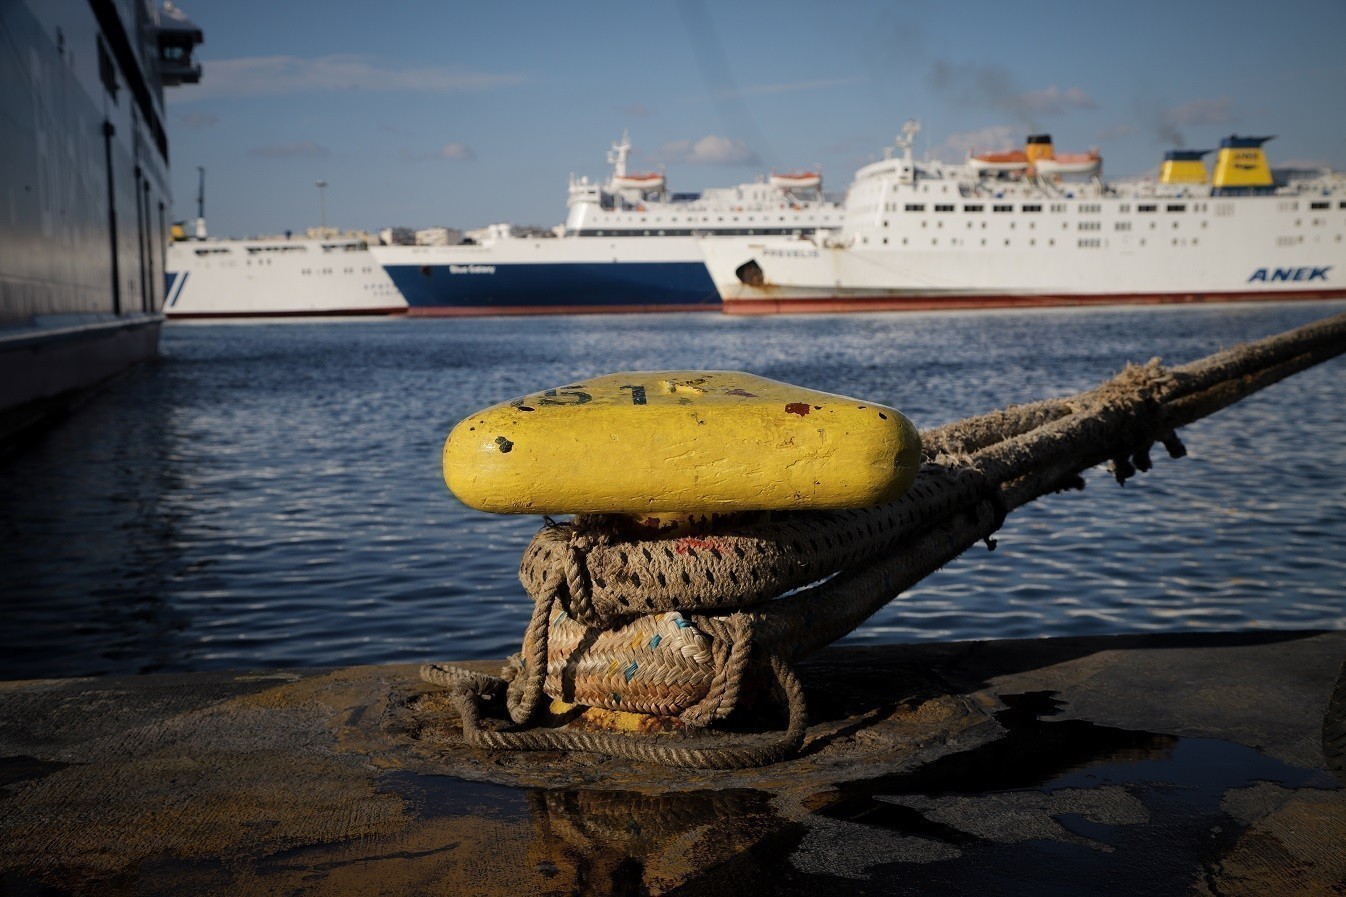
[610,172,666,192]
[1035,150,1102,176]
[967,150,1029,173]
[770,170,823,191]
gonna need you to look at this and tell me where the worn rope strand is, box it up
[421,310,1346,768]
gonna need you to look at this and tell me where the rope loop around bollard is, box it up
[419,310,1346,769]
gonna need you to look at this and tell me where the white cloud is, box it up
[399,143,476,162]
[438,142,474,160]
[174,55,525,101]
[657,135,759,165]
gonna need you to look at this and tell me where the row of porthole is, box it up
[878,218,1209,232]
[863,236,1199,249]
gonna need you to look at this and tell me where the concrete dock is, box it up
[2,631,1343,895]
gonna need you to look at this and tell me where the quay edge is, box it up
[1,630,1344,895]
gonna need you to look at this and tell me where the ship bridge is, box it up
[156,1,203,86]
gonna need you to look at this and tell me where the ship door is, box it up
[98,39,121,315]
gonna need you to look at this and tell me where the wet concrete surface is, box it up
[1,631,1343,895]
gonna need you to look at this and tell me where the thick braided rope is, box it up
[503,571,558,724]
[431,654,807,770]
[518,465,990,629]
[421,310,1346,766]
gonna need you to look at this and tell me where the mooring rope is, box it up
[421,310,1346,768]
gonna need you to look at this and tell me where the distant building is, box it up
[379,226,416,246]
[415,226,464,246]
[463,223,512,243]
[510,224,560,239]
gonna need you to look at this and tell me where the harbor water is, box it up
[2,302,1344,680]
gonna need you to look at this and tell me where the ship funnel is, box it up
[1159,149,1211,185]
[1211,135,1275,195]
[1024,133,1054,172]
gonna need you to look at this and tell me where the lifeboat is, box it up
[610,172,666,192]
[967,150,1029,173]
[770,171,823,191]
[1034,150,1102,176]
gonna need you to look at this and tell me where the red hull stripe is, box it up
[406,303,716,317]
[723,289,1346,316]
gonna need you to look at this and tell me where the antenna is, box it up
[194,165,207,238]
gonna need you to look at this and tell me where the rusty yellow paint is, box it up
[443,370,921,515]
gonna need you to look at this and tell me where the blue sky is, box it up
[166,0,1346,238]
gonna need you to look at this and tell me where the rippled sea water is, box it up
[2,302,1344,679]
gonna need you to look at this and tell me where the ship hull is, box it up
[165,240,407,319]
[1,0,187,436]
[724,289,1346,315]
[373,239,720,316]
[701,191,1346,315]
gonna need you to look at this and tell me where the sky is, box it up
[165,0,1346,238]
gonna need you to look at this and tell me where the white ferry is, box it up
[370,133,843,315]
[698,121,1346,314]
[165,225,406,319]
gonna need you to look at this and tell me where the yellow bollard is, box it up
[443,371,921,516]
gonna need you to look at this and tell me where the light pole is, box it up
[315,179,327,229]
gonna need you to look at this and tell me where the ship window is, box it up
[993,205,1012,212]
[1310,202,1329,210]
[1166,204,1187,212]
[1115,221,1131,231]
[1339,202,1346,209]
[1138,204,1157,212]
[905,203,925,212]
[935,204,955,212]
[963,204,983,212]
[1080,204,1101,213]
[1119,204,1131,213]
[1022,204,1041,212]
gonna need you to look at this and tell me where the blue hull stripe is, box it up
[382,261,720,310]
[164,270,189,308]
